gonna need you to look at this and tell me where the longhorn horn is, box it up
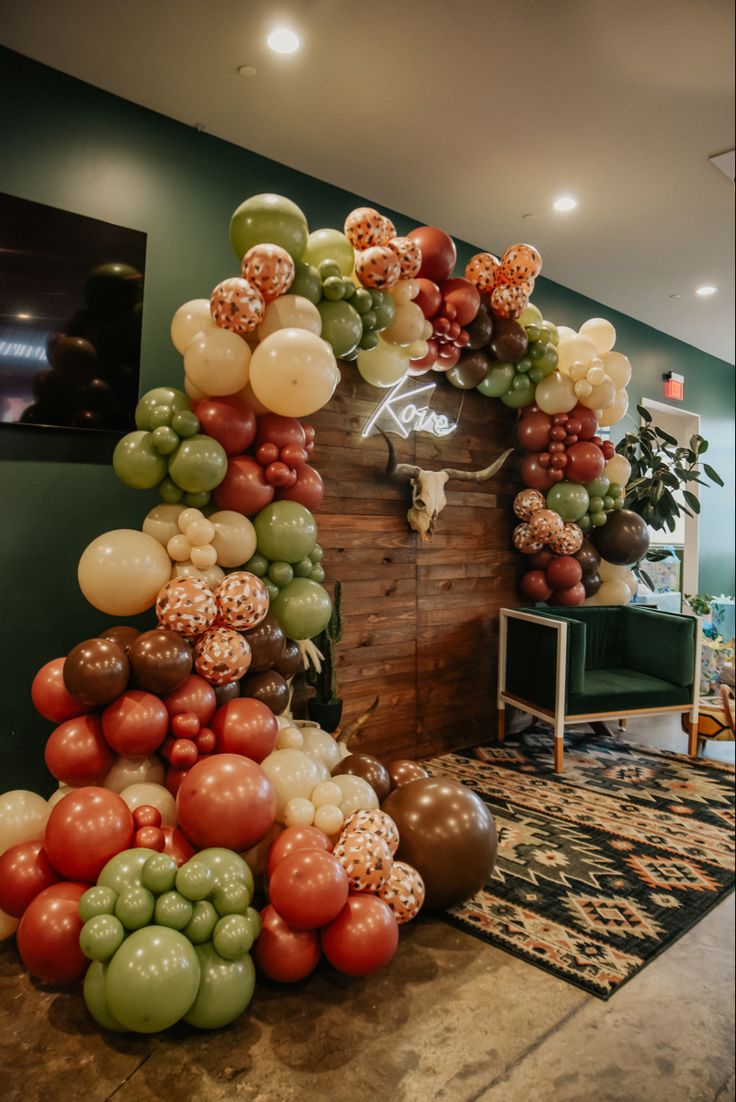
[378,427,421,479]
[443,447,514,483]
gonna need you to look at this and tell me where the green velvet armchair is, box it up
[497,605,701,771]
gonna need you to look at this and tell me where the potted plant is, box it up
[306,580,343,732]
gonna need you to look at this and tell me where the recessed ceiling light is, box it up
[267,28,301,54]
[695,285,718,296]
[237,65,257,78]
[553,196,578,212]
[16,312,32,320]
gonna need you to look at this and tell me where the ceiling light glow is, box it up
[695,285,717,297]
[553,196,578,212]
[267,28,301,54]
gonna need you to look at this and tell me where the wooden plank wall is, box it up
[308,370,521,762]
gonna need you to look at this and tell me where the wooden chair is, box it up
[497,605,701,772]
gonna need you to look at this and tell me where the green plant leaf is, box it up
[656,428,678,446]
[638,568,655,589]
[638,405,652,423]
[682,490,700,514]
[703,463,724,487]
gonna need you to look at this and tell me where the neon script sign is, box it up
[361,377,459,440]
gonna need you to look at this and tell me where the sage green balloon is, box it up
[244,553,270,578]
[154,890,193,930]
[98,848,157,895]
[194,848,254,895]
[150,425,180,455]
[167,434,227,494]
[303,228,355,277]
[585,475,611,499]
[317,300,363,358]
[183,901,219,945]
[255,501,317,563]
[500,374,536,409]
[546,482,590,523]
[115,885,155,931]
[289,264,322,305]
[477,363,515,398]
[80,914,125,961]
[229,193,309,262]
[183,943,256,1030]
[172,409,200,438]
[105,926,201,1033]
[271,578,332,641]
[79,885,118,923]
[293,557,314,578]
[213,914,253,959]
[113,431,168,489]
[269,561,294,588]
[141,853,178,895]
[245,906,262,941]
[83,961,130,1033]
[212,880,250,917]
[371,292,396,332]
[175,860,214,902]
[135,387,189,431]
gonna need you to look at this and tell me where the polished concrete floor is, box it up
[1,718,733,1102]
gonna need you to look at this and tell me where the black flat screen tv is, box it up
[0,192,147,434]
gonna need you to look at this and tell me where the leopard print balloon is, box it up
[380,217,396,244]
[156,577,218,637]
[513,488,546,521]
[355,246,402,290]
[513,522,544,555]
[550,522,584,556]
[340,808,400,855]
[377,860,425,924]
[529,508,565,544]
[344,207,389,250]
[387,237,422,279]
[216,571,269,631]
[210,277,265,335]
[332,829,393,892]
[465,252,501,294]
[500,243,543,285]
[194,626,251,685]
[490,283,529,319]
[241,244,295,303]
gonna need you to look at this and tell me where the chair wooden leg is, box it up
[618,717,627,731]
[496,707,506,744]
[688,721,699,758]
[554,735,564,773]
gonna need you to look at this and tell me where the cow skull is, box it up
[380,429,514,541]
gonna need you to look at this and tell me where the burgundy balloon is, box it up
[63,638,129,707]
[413,278,443,319]
[240,669,290,714]
[520,570,554,603]
[128,629,192,695]
[408,226,457,284]
[570,404,599,441]
[520,453,555,493]
[194,396,257,455]
[276,463,324,512]
[564,441,605,484]
[517,411,553,453]
[332,753,391,802]
[387,760,429,790]
[213,455,275,516]
[163,673,217,724]
[440,278,481,327]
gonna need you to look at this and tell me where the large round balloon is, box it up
[213,455,275,516]
[105,925,201,1032]
[254,903,321,983]
[320,894,399,976]
[382,778,498,909]
[229,193,309,262]
[44,788,135,882]
[271,578,332,640]
[211,698,278,762]
[128,630,193,695]
[176,754,276,850]
[254,500,317,563]
[194,397,257,456]
[32,658,92,724]
[269,849,349,930]
[591,508,650,565]
[249,329,340,417]
[0,841,60,918]
[44,714,113,786]
[303,228,355,276]
[63,638,129,707]
[113,431,168,490]
[78,530,172,616]
[408,227,457,283]
[167,435,228,494]
[184,941,256,1029]
[333,754,391,802]
[16,882,88,984]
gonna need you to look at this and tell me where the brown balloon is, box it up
[63,638,129,707]
[387,759,429,790]
[591,508,650,566]
[489,315,528,363]
[447,349,491,390]
[213,680,241,708]
[243,614,286,673]
[574,537,602,576]
[582,571,602,597]
[273,640,303,680]
[464,303,493,350]
[128,629,192,695]
[382,778,498,910]
[333,753,391,802]
[97,625,141,652]
[241,669,289,714]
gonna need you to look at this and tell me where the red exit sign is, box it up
[663,372,684,400]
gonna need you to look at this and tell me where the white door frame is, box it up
[641,398,700,598]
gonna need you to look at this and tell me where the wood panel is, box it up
[307,370,520,761]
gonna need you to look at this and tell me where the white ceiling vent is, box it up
[709,150,735,182]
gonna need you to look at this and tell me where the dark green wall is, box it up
[1,47,733,793]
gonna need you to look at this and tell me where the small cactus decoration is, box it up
[307,580,342,704]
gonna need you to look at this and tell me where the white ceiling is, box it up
[2,0,734,362]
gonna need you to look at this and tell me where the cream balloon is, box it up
[0,907,19,942]
[331,774,379,816]
[357,338,412,388]
[208,510,257,568]
[300,728,342,772]
[599,388,630,427]
[235,381,270,416]
[184,376,208,402]
[599,559,631,582]
[579,376,616,410]
[596,579,632,606]
[241,822,282,878]
[171,299,216,355]
[260,749,325,821]
[47,784,78,810]
[381,301,427,347]
[568,360,589,382]
[284,798,316,828]
[184,328,252,397]
[276,726,304,750]
[249,329,340,417]
[167,534,192,562]
[556,325,577,342]
[0,790,49,853]
[390,279,420,306]
[311,780,343,808]
[408,339,429,360]
[78,529,172,616]
[119,782,177,827]
[557,334,598,375]
[605,453,632,486]
[601,351,633,390]
[190,545,218,570]
[104,754,166,794]
[172,560,225,588]
[580,317,617,355]
[314,804,344,835]
[586,364,607,386]
[534,371,578,415]
[256,295,322,341]
[143,504,186,548]
[574,379,593,399]
[185,518,215,546]
[622,569,639,598]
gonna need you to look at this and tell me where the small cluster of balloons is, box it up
[465,242,543,320]
[537,317,631,427]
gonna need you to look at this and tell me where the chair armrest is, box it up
[623,606,697,687]
[501,609,586,711]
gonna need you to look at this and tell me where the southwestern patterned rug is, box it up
[427,730,735,999]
